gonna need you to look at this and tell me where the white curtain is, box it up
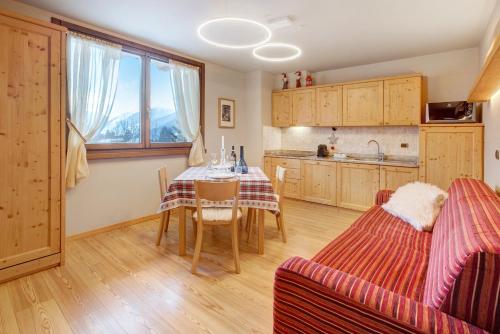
[66,32,122,188]
[168,61,205,166]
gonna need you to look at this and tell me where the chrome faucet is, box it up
[368,140,384,161]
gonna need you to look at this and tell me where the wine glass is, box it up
[209,153,218,170]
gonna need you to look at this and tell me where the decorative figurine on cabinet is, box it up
[295,70,302,88]
[306,74,313,86]
[281,73,288,90]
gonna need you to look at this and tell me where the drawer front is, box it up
[272,158,301,169]
[285,168,301,180]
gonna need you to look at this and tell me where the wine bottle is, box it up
[238,146,248,174]
[230,146,236,172]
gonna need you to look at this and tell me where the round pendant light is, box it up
[197,17,272,49]
[252,43,302,62]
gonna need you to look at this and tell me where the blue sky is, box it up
[109,52,175,122]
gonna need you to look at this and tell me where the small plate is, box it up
[212,163,233,170]
[208,172,234,179]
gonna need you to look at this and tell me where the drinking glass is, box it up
[209,153,218,170]
[234,161,243,177]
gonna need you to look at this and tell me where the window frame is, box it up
[52,18,205,160]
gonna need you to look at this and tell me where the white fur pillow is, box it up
[382,182,448,231]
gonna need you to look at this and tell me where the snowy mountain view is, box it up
[91,107,185,144]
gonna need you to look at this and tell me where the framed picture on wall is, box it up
[218,98,235,128]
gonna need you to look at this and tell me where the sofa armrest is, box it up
[376,189,394,205]
[274,257,488,334]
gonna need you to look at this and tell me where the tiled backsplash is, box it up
[277,126,419,156]
[263,125,282,150]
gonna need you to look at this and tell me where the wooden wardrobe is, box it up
[0,10,66,283]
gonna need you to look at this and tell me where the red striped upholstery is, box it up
[423,179,500,332]
[312,205,432,301]
[274,179,499,333]
[275,257,488,333]
[376,189,394,205]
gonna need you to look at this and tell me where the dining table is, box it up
[158,166,279,255]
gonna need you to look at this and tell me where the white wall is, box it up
[0,0,256,235]
[275,48,479,101]
[480,0,500,190]
[271,48,480,157]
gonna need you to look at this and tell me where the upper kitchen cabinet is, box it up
[342,81,384,126]
[383,76,422,125]
[315,85,342,126]
[292,88,316,126]
[272,91,292,127]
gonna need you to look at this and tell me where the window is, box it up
[53,18,205,159]
[149,58,186,144]
[90,52,142,144]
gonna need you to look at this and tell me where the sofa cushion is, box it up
[381,182,448,231]
[423,178,500,333]
[312,205,432,301]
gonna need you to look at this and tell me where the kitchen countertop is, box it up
[264,150,419,168]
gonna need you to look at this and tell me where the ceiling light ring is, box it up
[197,17,272,49]
[252,43,302,62]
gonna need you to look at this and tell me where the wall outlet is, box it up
[401,143,409,148]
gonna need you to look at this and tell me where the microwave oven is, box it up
[425,101,479,123]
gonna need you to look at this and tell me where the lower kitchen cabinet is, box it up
[265,156,420,211]
[336,163,380,211]
[379,166,419,191]
[419,125,483,190]
[264,157,273,182]
[301,160,337,205]
[266,157,301,199]
[284,178,301,199]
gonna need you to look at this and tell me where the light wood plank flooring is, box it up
[0,200,362,334]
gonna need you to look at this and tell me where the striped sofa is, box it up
[274,179,499,333]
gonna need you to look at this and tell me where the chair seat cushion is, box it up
[193,208,242,222]
[312,205,432,301]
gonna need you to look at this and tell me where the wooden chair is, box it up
[192,179,242,274]
[246,166,287,243]
[156,166,195,246]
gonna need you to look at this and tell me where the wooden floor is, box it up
[0,200,362,334]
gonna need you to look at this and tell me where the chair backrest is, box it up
[275,166,287,199]
[423,178,500,332]
[158,166,168,200]
[194,179,240,221]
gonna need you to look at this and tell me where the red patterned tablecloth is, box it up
[158,167,279,213]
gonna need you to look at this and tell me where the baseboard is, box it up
[67,213,163,241]
[0,253,61,284]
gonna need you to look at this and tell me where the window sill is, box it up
[87,146,191,160]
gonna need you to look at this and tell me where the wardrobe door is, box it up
[0,14,63,270]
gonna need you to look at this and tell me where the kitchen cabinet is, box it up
[383,76,422,125]
[269,157,301,199]
[271,74,425,128]
[315,85,342,126]
[301,161,337,205]
[0,11,66,283]
[342,81,384,126]
[419,125,483,190]
[380,166,419,191]
[292,88,316,126]
[264,157,273,181]
[272,91,292,127]
[336,163,380,211]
